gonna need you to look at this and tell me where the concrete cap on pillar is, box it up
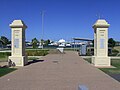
[10,20,27,29]
[93,19,110,29]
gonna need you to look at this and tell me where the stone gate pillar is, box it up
[9,20,28,66]
[92,19,111,67]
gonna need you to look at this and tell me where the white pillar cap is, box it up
[93,19,110,28]
[10,20,27,29]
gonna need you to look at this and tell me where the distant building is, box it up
[6,44,11,48]
[58,39,66,47]
[115,41,120,46]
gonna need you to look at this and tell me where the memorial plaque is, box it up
[100,39,104,49]
[14,39,19,48]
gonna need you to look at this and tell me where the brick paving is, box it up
[0,51,120,90]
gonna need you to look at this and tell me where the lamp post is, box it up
[39,11,45,49]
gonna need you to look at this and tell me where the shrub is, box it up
[26,50,49,56]
[0,50,49,59]
[0,52,11,58]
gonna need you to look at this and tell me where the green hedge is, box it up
[0,52,11,58]
[0,50,49,58]
[26,50,49,56]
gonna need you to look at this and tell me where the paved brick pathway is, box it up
[0,51,120,90]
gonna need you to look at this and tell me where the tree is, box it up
[0,36,9,46]
[44,39,50,46]
[31,38,39,48]
[7,41,11,44]
[40,39,44,46]
[92,39,94,47]
[108,38,116,48]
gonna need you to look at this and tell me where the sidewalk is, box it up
[0,51,120,90]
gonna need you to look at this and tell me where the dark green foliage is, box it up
[100,68,118,74]
[28,57,39,60]
[108,38,116,48]
[100,59,120,74]
[0,36,9,45]
[0,50,48,60]
[0,68,16,77]
[40,39,44,46]
[31,38,39,48]
[40,39,50,46]
[44,39,50,46]
[0,52,11,58]
[92,39,94,47]
[7,41,11,44]
[84,58,120,74]
[26,50,49,56]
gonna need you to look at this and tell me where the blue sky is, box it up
[0,0,120,41]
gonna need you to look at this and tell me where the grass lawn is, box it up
[114,46,120,52]
[0,57,38,77]
[83,58,91,63]
[0,49,47,77]
[100,59,120,74]
[84,58,120,74]
[0,68,17,77]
